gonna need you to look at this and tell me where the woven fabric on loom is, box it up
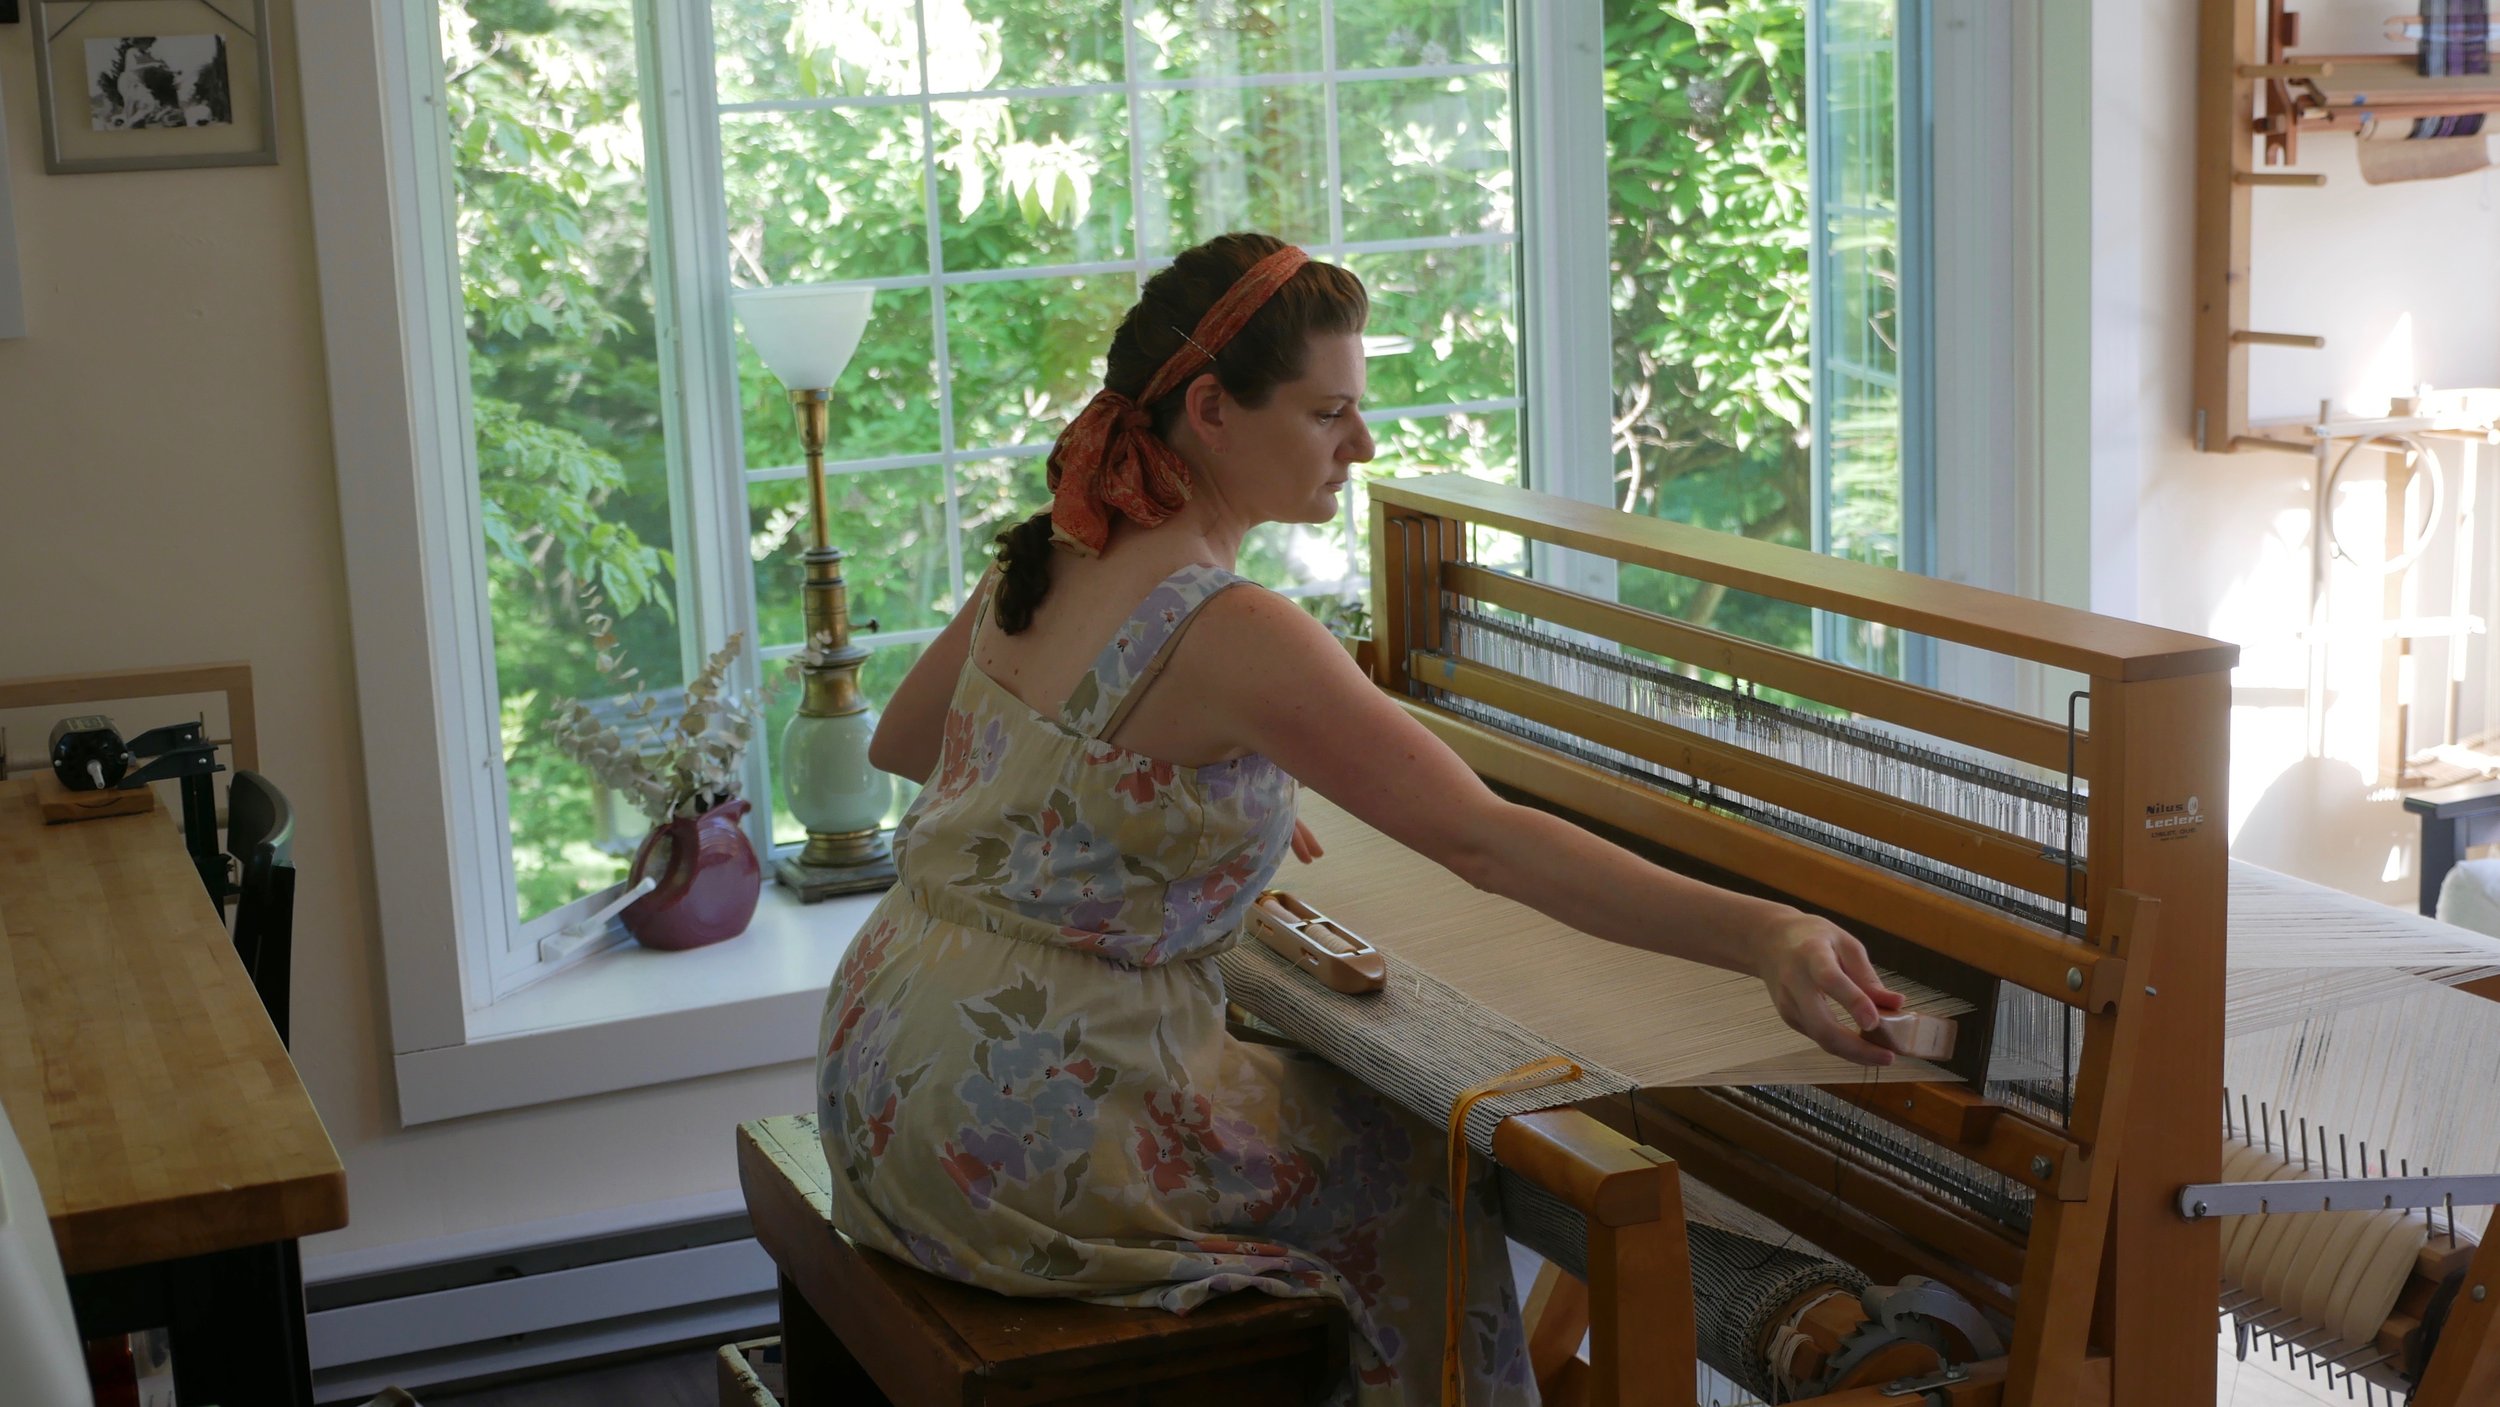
[1258,794,1966,1090]
[2419,0,2490,137]
[1221,925,1878,1371]
[1216,932,1639,1159]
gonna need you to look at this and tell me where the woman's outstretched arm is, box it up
[1185,585,1903,1067]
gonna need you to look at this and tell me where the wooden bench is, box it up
[737,1114,1347,1405]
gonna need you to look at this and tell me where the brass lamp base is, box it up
[774,831,899,902]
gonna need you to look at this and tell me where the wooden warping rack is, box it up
[2195,0,2500,455]
[1213,474,2500,1405]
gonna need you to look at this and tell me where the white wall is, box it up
[2097,0,2500,904]
[0,3,812,1270]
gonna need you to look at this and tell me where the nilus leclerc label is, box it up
[2143,795,2206,841]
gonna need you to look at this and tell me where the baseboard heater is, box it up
[304,1210,778,1404]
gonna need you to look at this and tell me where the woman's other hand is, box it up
[1755,912,1905,1067]
[1289,817,1325,864]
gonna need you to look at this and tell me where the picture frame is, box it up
[28,0,276,175]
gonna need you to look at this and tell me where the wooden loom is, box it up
[1260,474,2500,1405]
[1284,473,2236,1406]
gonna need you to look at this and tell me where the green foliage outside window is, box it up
[1604,0,1817,651]
[442,0,1869,924]
[447,0,681,921]
[447,0,1524,922]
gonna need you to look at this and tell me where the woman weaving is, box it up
[817,232,1904,1404]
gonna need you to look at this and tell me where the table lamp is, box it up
[734,285,897,901]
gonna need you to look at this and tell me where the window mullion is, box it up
[915,7,959,472]
[641,0,767,870]
[914,0,967,636]
[1322,0,1345,251]
[1514,0,1614,600]
[407,1,528,1007]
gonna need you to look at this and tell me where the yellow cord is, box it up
[1442,1056,1581,1407]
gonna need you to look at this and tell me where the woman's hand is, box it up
[1754,910,1905,1067]
[1289,817,1325,864]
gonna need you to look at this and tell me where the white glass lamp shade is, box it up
[734,285,875,390]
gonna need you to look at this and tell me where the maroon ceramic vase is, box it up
[621,797,761,951]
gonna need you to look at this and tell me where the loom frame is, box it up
[1363,475,2236,1406]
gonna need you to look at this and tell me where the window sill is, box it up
[391,883,882,1126]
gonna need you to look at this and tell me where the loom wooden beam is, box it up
[2232,170,2325,186]
[1522,1260,1591,1405]
[1815,1082,2087,1200]
[2411,1228,2500,1407]
[1441,563,2090,775]
[1368,499,1463,701]
[1490,1109,1664,1226]
[1488,1108,1691,1406]
[1370,478,2240,682]
[1590,1209,1691,1407]
[2005,892,2160,1407]
[2087,669,2229,1405]
[1625,1089,2026,1308]
[1824,1079,2003,1145]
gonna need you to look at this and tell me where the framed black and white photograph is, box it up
[30,0,275,174]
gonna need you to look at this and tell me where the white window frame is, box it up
[301,0,2081,1125]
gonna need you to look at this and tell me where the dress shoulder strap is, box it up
[968,564,1001,638]
[1060,563,1247,739]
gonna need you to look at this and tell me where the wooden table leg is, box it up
[780,1272,890,1406]
[72,1238,313,1407]
[168,1239,314,1407]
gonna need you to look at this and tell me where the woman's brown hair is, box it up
[991,232,1370,634]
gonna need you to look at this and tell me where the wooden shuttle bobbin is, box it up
[1247,890,1389,995]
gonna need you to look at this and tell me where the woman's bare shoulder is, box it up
[1190,576,1343,658]
[1172,577,1511,863]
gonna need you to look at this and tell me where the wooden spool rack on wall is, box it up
[2195,0,2500,454]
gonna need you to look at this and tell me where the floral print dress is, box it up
[817,563,1535,1405]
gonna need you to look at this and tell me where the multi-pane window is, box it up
[1600,0,1926,677]
[442,0,689,926]
[1807,0,1927,678]
[442,0,1523,947]
[709,2,1523,848]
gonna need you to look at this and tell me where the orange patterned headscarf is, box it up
[1044,245,1312,556]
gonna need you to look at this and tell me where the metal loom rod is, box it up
[1441,561,2091,775]
[1418,650,2087,903]
[1447,607,2080,813]
[1452,696,2083,935]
